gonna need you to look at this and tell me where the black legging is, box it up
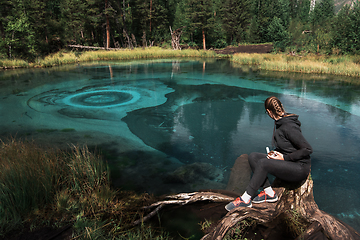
[246,152,311,198]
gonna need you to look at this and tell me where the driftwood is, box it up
[136,154,360,240]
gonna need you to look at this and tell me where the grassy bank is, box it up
[0,47,222,69]
[232,53,360,78]
[0,139,169,239]
[0,59,29,69]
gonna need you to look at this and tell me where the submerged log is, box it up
[138,154,360,240]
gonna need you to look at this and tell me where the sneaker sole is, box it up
[225,203,252,211]
[252,197,278,204]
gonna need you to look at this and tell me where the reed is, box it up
[231,53,360,77]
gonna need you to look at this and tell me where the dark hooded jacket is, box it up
[274,114,312,164]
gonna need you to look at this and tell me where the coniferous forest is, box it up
[0,0,360,61]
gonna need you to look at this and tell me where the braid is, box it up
[265,96,285,118]
[271,98,284,116]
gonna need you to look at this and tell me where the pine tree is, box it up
[1,0,40,59]
[248,0,290,43]
[332,2,360,54]
[131,0,170,46]
[181,0,215,49]
[311,0,334,25]
[218,0,252,44]
[0,0,13,57]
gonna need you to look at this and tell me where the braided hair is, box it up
[264,96,285,119]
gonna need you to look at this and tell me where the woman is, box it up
[225,96,313,211]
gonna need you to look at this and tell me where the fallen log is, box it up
[67,44,121,50]
[136,154,360,240]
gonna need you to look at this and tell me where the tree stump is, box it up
[201,154,360,240]
[137,154,360,240]
[202,177,360,239]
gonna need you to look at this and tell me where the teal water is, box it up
[1,59,360,234]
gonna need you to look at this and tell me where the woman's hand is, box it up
[267,151,284,160]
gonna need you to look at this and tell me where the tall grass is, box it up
[78,47,220,61]
[0,139,109,232]
[1,47,222,69]
[0,58,29,69]
[36,47,222,68]
[0,139,168,239]
[37,51,79,67]
[0,139,59,231]
[231,53,360,77]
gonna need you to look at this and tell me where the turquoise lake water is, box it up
[1,58,359,233]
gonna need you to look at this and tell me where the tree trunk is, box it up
[142,31,146,48]
[202,28,206,50]
[131,33,137,47]
[0,21,9,57]
[105,0,110,49]
[123,29,133,49]
[149,0,152,32]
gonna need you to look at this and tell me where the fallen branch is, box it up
[144,191,234,209]
[132,191,233,226]
[132,204,165,226]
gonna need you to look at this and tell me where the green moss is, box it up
[36,128,58,133]
[162,159,172,165]
[117,156,137,168]
[60,128,76,132]
[12,89,23,94]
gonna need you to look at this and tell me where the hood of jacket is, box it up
[275,114,300,129]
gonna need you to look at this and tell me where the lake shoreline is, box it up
[1,47,360,78]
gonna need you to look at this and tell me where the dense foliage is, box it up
[0,0,360,60]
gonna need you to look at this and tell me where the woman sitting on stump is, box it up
[226,96,313,211]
